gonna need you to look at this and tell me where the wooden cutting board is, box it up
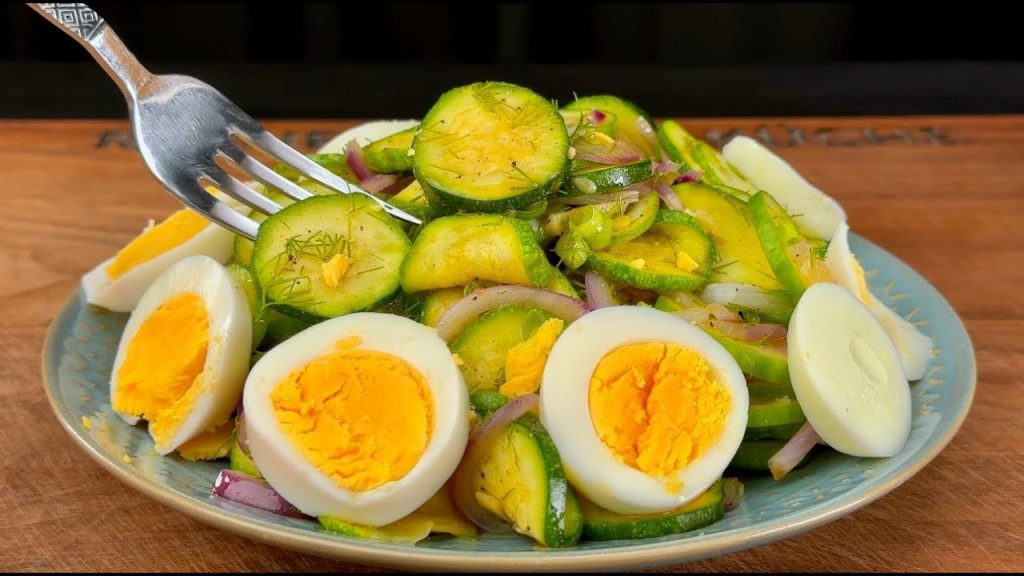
[1,116,1021,572]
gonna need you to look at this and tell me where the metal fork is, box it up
[29,3,421,239]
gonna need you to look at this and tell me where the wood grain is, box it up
[1,117,1021,572]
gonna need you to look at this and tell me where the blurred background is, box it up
[3,2,1022,118]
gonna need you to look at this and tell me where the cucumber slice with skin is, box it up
[610,190,660,245]
[414,82,569,213]
[473,413,583,547]
[562,95,656,158]
[568,160,653,194]
[546,267,580,298]
[747,384,805,428]
[674,182,782,292]
[450,304,555,392]
[419,286,465,327]
[588,210,713,292]
[259,310,313,350]
[704,326,791,386]
[387,180,438,222]
[363,125,417,173]
[228,431,261,478]
[729,440,818,472]
[251,194,410,321]
[657,120,754,197]
[749,190,808,303]
[580,478,724,541]
[469,389,511,419]
[744,421,805,441]
[400,214,551,293]
[226,263,268,351]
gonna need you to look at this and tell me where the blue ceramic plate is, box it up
[42,233,974,572]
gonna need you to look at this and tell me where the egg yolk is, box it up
[499,317,564,398]
[113,293,210,449]
[106,209,209,280]
[271,339,434,492]
[589,342,730,485]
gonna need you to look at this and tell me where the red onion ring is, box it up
[767,422,822,480]
[655,179,684,211]
[434,285,588,343]
[672,170,703,185]
[724,477,744,512]
[584,271,617,309]
[451,394,540,534]
[211,470,309,518]
[344,139,373,181]
[634,116,657,149]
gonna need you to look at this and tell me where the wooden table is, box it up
[1,117,1021,572]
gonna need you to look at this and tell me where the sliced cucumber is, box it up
[657,120,754,197]
[749,190,807,303]
[226,263,268,350]
[388,180,437,222]
[747,385,805,428]
[414,82,569,213]
[562,95,656,158]
[588,210,712,292]
[451,304,555,392]
[260,310,314,349]
[729,440,818,472]
[420,287,465,327]
[703,325,791,386]
[370,290,422,320]
[271,152,360,185]
[474,414,582,547]
[319,490,475,542]
[744,421,805,441]
[400,214,551,292]
[674,182,782,292]
[469,389,511,419]
[580,479,724,541]
[251,194,410,321]
[568,160,653,194]
[610,190,660,245]
[546,267,580,299]
[363,125,417,174]
[228,431,261,479]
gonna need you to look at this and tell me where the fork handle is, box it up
[29,3,154,101]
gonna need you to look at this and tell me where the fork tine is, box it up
[174,180,261,240]
[205,163,283,216]
[235,155,315,204]
[241,129,423,225]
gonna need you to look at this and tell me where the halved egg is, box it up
[110,255,252,454]
[242,313,469,526]
[825,222,932,380]
[540,306,748,515]
[82,207,235,312]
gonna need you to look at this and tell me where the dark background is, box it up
[3,2,1023,118]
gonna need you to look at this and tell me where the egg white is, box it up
[825,222,932,380]
[316,119,421,155]
[540,306,748,515]
[81,213,236,313]
[110,255,252,454]
[243,312,468,526]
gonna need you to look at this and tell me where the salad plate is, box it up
[42,229,974,572]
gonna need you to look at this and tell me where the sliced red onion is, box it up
[435,285,588,343]
[634,116,657,149]
[702,283,792,316]
[723,477,744,512]
[707,318,787,344]
[211,470,309,518]
[584,271,617,309]
[673,308,711,324]
[662,291,705,310]
[767,422,822,480]
[652,158,682,175]
[451,394,539,534]
[358,173,400,194]
[236,410,250,457]
[589,110,607,125]
[344,140,372,181]
[672,170,703,185]
[706,303,740,323]
[655,179,684,211]
[574,139,644,165]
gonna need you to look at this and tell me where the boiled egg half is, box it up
[110,255,252,454]
[540,306,748,515]
[243,312,469,526]
[82,207,236,312]
[825,222,932,380]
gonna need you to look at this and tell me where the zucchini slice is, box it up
[580,478,724,541]
[413,82,569,213]
[419,286,465,327]
[729,440,818,472]
[387,180,437,223]
[749,190,808,303]
[450,304,556,392]
[562,95,656,158]
[363,125,418,173]
[657,120,754,197]
[610,189,660,246]
[228,431,262,479]
[400,214,552,293]
[674,182,782,292]
[226,263,268,351]
[703,325,791,386]
[251,194,410,321]
[588,210,712,292]
[473,414,583,547]
[320,489,475,542]
[747,382,805,428]
[568,160,653,195]
[469,389,511,419]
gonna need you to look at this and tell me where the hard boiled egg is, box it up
[540,306,748,515]
[825,222,932,380]
[722,135,846,240]
[316,119,420,155]
[82,207,236,312]
[788,282,911,457]
[243,313,469,526]
[110,255,252,455]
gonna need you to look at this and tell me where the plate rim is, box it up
[41,233,976,572]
